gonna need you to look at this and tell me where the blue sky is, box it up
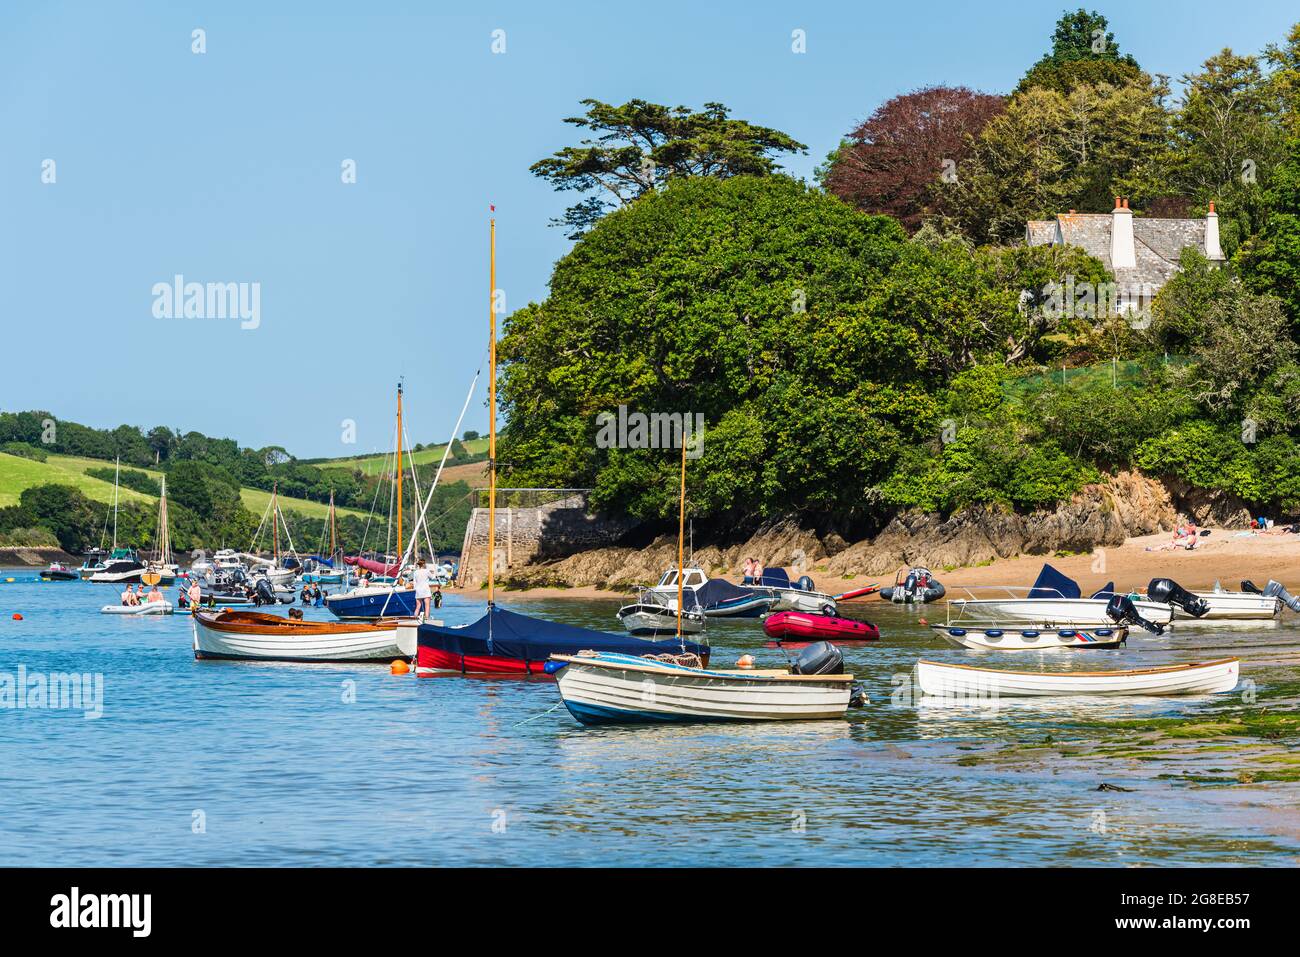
[2,0,1296,458]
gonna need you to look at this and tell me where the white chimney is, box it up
[1110,196,1135,270]
[1205,201,1223,260]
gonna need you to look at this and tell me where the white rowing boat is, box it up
[192,609,418,662]
[914,657,1240,698]
[550,650,857,724]
[100,601,173,616]
[930,622,1126,650]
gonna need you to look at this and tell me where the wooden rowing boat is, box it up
[550,651,856,724]
[914,657,1240,698]
[192,609,417,662]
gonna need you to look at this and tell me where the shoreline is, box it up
[453,526,1300,600]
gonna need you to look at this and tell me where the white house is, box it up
[1026,198,1224,314]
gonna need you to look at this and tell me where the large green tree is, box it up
[530,99,806,237]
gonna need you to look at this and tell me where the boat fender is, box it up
[1058,630,1077,638]
[1020,630,1039,638]
[948,628,966,637]
[542,660,568,675]
[790,640,844,676]
[984,629,1002,637]
[820,603,836,617]
[1095,628,1113,637]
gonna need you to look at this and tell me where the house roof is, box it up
[1025,211,1219,291]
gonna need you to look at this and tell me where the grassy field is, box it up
[320,437,489,476]
[0,452,364,519]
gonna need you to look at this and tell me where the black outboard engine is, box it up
[1147,578,1210,618]
[1263,580,1300,613]
[791,640,844,675]
[797,575,816,593]
[1241,579,1263,595]
[1106,594,1165,635]
[253,577,277,606]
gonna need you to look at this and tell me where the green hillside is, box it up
[0,452,365,520]
[320,437,489,476]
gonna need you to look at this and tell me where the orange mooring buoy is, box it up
[12,613,22,620]
[736,654,755,669]
[390,659,410,675]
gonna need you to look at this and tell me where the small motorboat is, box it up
[192,609,417,662]
[40,563,78,582]
[101,601,173,615]
[931,623,1126,650]
[749,568,839,615]
[324,583,418,620]
[915,657,1240,698]
[880,566,945,603]
[946,564,1175,626]
[1177,580,1291,621]
[616,587,706,636]
[645,566,778,618]
[77,548,109,579]
[88,547,146,584]
[549,641,866,725]
[763,611,879,645]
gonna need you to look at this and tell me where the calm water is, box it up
[1,569,1296,866]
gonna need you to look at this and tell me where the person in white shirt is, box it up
[412,559,432,619]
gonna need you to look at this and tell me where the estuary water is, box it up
[1,569,1296,867]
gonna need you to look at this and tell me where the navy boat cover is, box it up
[1027,563,1081,600]
[755,568,791,589]
[694,577,762,609]
[418,606,708,661]
[1090,581,1116,600]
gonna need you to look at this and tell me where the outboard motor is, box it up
[253,577,277,606]
[796,575,816,593]
[1241,579,1263,595]
[1106,594,1165,635]
[1147,578,1210,618]
[1263,580,1300,613]
[791,640,844,676]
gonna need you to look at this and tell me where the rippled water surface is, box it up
[1,570,1297,866]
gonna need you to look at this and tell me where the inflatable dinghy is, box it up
[763,611,880,645]
[879,567,945,604]
[101,602,174,615]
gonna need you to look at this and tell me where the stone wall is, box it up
[456,492,640,588]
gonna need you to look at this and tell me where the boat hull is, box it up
[701,594,777,618]
[324,586,418,619]
[40,570,78,582]
[192,610,412,662]
[617,605,706,636]
[947,597,1174,626]
[931,624,1126,650]
[1181,592,1280,620]
[552,653,853,724]
[915,657,1239,697]
[101,602,173,615]
[764,611,879,643]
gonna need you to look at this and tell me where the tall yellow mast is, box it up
[488,215,497,606]
[676,436,687,638]
[396,381,404,560]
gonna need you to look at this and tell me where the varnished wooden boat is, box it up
[192,609,417,662]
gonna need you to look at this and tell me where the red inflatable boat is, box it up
[763,611,880,645]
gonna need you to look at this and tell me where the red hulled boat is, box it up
[763,611,880,646]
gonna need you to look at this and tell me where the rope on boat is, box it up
[511,701,563,727]
[643,652,704,668]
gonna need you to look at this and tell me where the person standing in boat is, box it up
[187,578,201,610]
[741,557,755,584]
[412,558,432,620]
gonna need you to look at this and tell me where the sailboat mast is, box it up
[272,483,280,563]
[329,491,336,558]
[111,456,120,550]
[676,437,687,638]
[487,215,497,606]
[396,381,404,564]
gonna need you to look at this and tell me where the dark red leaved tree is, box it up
[824,86,1005,232]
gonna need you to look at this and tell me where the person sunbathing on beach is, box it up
[1146,522,1199,551]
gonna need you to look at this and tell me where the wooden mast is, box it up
[329,490,336,559]
[396,380,404,563]
[676,436,687,638]
[488,214,497,606]
[272,483,280,564]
